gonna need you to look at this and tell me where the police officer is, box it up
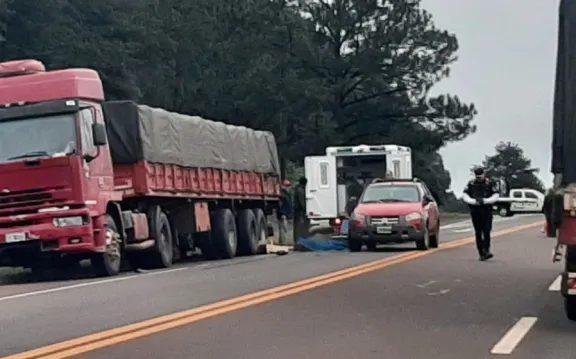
[462,168,500,261]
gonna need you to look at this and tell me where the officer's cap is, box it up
[474,168,485,176]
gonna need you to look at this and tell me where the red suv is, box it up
[347,179,440,252]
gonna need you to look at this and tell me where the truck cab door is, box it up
[524,190,543,212]
[304,155,337,219]
[510,190,527,212]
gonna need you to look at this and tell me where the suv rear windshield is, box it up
[360,185,420,203]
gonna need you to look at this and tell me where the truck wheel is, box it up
[91,215,122,277]
[147,210,174,268]
[565,296,576,321]
[416,228,429,251]
[348,238,362,252]
[498,205,511,217]
[254,209,268,254]
[211,209,237,259]
[429,221,440,248]
[237,209,258,256]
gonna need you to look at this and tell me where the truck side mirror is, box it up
[92,123,107,146]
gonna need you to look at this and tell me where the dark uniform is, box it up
[463,175,497,260]
[292,177,309,244]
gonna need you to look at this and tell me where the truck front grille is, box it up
[370,217,399,225]
[0,188,67,216]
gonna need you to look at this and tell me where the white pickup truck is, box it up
[493,188,544,217]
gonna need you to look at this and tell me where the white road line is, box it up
[452,228,472,233]
[440,220,470,229]
[0,267,187,302]
[549,275,562,292]
[490,317,538,355]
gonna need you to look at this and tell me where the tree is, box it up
[0,0,477,196]
[285,0,477,152]
[475,141,545,192]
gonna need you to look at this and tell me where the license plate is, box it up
[376,226,392,234]
[5,232,27,243]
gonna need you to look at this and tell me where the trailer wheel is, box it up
[254,209,268,254]
[211,209,237,259]
[237,209,258,256]
[147,209,174,268]
[91,215,122,277]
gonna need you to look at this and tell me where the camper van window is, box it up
[319,162,329,187]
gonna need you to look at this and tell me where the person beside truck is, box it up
[292,177,309,244]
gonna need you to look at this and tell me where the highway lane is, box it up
[0,214,542,358]
[73,220,560,359]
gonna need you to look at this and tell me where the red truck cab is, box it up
[0,60,116,271]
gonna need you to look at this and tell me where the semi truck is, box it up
[304,144,412,232]
[0,59,280,277]
[551,0,576,320]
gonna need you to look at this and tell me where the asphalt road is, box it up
[1,213,564,359]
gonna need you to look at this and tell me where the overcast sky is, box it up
[420,0,557,191]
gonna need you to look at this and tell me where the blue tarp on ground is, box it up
[296,237,349,252]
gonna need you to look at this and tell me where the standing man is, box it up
[277,179,293,245]
[292,176,309,245]
[462,168,500,261]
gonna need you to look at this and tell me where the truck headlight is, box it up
[53,216,85,228]
[404,212,423,222]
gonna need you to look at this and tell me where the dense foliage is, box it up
[0,0,478,199]
[474,141,545,193]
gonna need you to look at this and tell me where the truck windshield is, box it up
[0,113,77,163]
[361,185,420,203]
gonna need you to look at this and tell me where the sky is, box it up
[420,0,558,191]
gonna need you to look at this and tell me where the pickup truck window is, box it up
[525,192,538,199]
[361,185,420,203]
[0,114,77,163]
[512,191,523,198]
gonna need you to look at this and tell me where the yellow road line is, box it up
[3,221,542,359]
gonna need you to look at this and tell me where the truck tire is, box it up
[498,205,511,217]
[429,221,440,248]
[91,215,122,277]
[147,210,174,268]
[211,209,237,259]
[565,297,576,321]
[416,227,429,251]
[348,237,362,252]
[254,209,268,255]
[237,209,258,256]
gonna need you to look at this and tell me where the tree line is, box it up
[0,0,478,199]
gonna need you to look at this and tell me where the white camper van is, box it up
[304,144,412,223]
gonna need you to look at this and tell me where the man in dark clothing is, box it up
[462,168,500,261]
[277,180,293,245]
[292,177,309,245]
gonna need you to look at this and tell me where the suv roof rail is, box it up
[371,177,418,184]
